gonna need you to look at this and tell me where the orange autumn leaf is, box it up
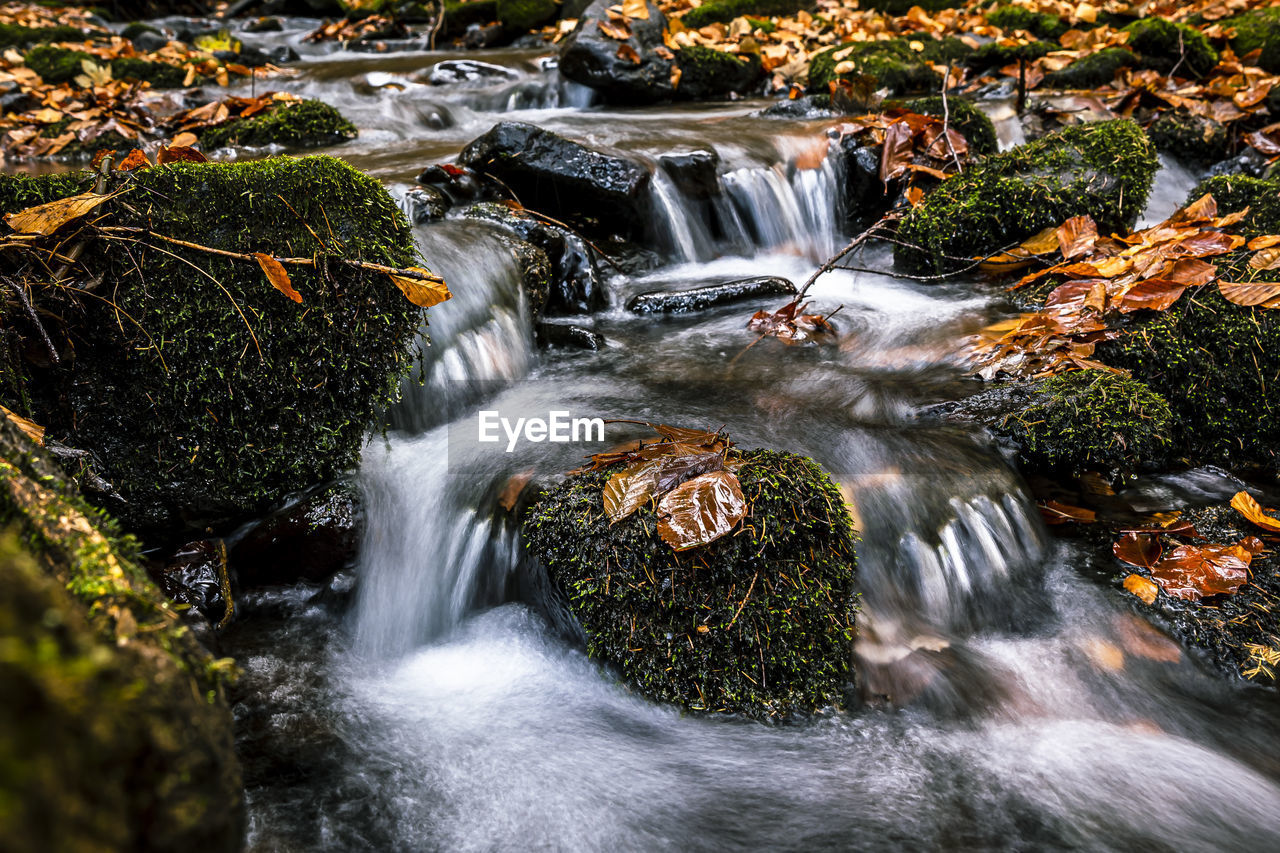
[1230,491,1280,534]
[157,145,207,165]
[1122,573,1159,605]
[1218,280,1280,308]
[253,252,301,303]
[4,191,114,236]
[117,148,151,171]
[389,267,452,308]
[1056,215,1098,260]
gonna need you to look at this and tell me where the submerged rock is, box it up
[0,157,426,534]
[230,481,364,588]
[426,58,522,85]
[523,448,858,719]
[895,119,1158,274]
[156,538,231,626]
[459,121,651,238]
[658,149,720,199]
[0,416,242,852]
[535,322,606,350]
[626,276,796,314]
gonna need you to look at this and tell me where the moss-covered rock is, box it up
[966,37,1053,71]
[986,4,1069,39]
[23,44,91,84]
[442,0,498,37]
[1,157,424,533]
[895,119,1158,274]
[0,23,90,49]
[1226,6,1280,73]
[495,0,557,30]
[808,39,940,96]
[523,449,859,719]
[991,369,1172,474]
[862,0,961,14]
[1122,18,1218,76]
[675,44,763,99]
[0,416,242,852]
[899,95,999,156]
[680,0,807,29]
[1187,174,1280,237]
[200,100,357,151]
[1148,109,1229,166]
[1043,46,1136,89]
[109,56,188,88]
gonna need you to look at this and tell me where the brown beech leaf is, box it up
[253,252,300,303]
[1113,532,1162,570]
[621,0,649,19]
[656,469,746,551]
[171,132,199,148]
[1040,500,1096,524]
[879,120,915,183]
[1218,280,1280,308]
[4,191,113,236]
[1249,248,1280,271]
[498,469,534,512]
[1123,573,1159,605]
[1230,491,1280,534]
[157,145,207,165]
[1149,541,1254,601]
[603,450,725,522]
[597,19,631,40]
[1056,215,1098,260]
[389,268,451,308]
[617,43,642,65]
[1116,279,1187,313]
[117,148,151,171]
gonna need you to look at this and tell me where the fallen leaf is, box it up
[117,148,151,171]
[1219,280,1280,308]
[617,43,642,65]
[171,132,199,148]
[253,252,300,303]
[1249,248,1280,271]
[4,191,112,236]
[1114,532,1162,570]
[1150,541,1254,601]
[1123,573,1159,605]
[1056,215,1098,260]
[1231,491,1280,534]
[603,449,724,522]
[1081,637,1125,672]
[621,0,649,19]
[498,469,534,511]
[597,19,631,40]
[1040,500,1096,524]
[0,404,44,445]
[656,469,746,551]
[388,268,451,308]
[1116,279,1187,313]
[157,145,207,165]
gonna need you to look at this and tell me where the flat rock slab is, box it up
[626,276,796,314]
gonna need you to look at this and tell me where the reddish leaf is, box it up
[655,470,746,551]
[1149,541,1254,601]
[617,43,642,65]
[157,145,207,165]
[1113,532,1162,570]
[1040,500,1096,524]
[117,148,151,171]
[1056,215,1098,260]
[879,120,915,183]
[1116,279,1187,313]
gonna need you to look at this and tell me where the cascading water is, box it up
[222,28,1280,853]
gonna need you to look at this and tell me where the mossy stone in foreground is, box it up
[681,0,807,29]
[1122,18,1218,77]
[898,95,998,156]
[808,39,940,95]
[0,417,242,852]
[1,156,422,532]
[994,369,1172,474]
[895,119,1158,274]
[200,99,358,151]
[524,449,858,719]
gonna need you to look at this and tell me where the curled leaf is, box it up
[1230,491,1280,534]
[389,267,451,308]
[1122,573,1159,605]
[253,252,300,303]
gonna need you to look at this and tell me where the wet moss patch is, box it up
[200,99,358,150]
[1043,46,1135,88]
[523,449,859,719]
[895,119,1157,274]
[808,38,940,96]
[1226,7,1280,73]
[681,0,807,29]
[1122,18,1218,77]
[676,44,763,99]
[986,4,1069,39]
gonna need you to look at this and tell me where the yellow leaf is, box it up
[1075,2,1097,23]
[1018,226,1060,255]
[4,192,112,236]
[1081,637,1125,672]
[621,0,649,20]
[1122,573,1158,605]
[388,267,451,308]
[1249,247,1280,271]
[1,404,44,445]
[253,252,300,303]
[1231,491,1280,534]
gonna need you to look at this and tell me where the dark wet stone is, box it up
[559,0,676,104]
[1202,149,1271,181]
[131,31,169,52]
[626,276,796,314]
[156,539,229,625]
[496,233,552,317]
[243,16,285,33]
[459,121,651,236]
[463,201,605,314]
[536,322,606,350]
[230,482,363,588]
[402,186,450,223]
[266,44,301,64]
[416,163,492,204]
[659,149,720,199]
[427,59,521,86]
[464,22,509,49]
[757,94,839,119]
[836,138,886,231]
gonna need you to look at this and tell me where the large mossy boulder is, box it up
[989,370,1173,474]
[986,4,1069,39]
[1226,7,1280,73]
[895,119,1158,274]
[0,416,243,852]
[1043,47,1136,89]
[200,100,358,151]
[523,449,859,719]
[1122,18,1218,77]
[808,39,940,95]
[0,156,424,534]
[675,45,764,100]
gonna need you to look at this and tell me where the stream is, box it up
[206,21,1280,852]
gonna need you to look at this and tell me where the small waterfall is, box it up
[389,218,534,433]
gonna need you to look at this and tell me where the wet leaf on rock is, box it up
[0,404,44,445]
[1218,280,1280,308]
[1122,573,1159,605]
[1149,540,1257,601]
[388,267,451,308]
[1114,532,1162,569]
[253,252,301,303]
[1230,491,1280,534]
[656,469,747,552]
[4,191,113,236]
[1040,500,1096,524]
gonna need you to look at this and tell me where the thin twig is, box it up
[726,570,758,630]
[940,62,965,174]
[796,213,897,300]
[5,278,58,364]
[215,539,235,631]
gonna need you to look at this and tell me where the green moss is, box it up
[895,119,1158,274]
[1148,109,1229,165]
[200,100,357,151]
[1043,46,1135,88]
[918,36,975,65]
[0,417,243,852]
[995,369,1172,473]
[1226,7,1280,73]
[676,44,763,99]
[986,4,1069,39]
[23,44,92,84]
[809,38,940,95]
[1122,18,1218,76]
[898,95,999,155]
[744,15,776,32]
[0,24,88,49]
[862,0,961,14]
[523,449,859,719]
[967,37,1053,70]
[681,0,806,29]
[442,0,498,36]
[0,172,94,216]
[109,56,187,88]
[1099,285,1280,472]
[495,0,557,30]
[1,156,423,532]
[1187,174,1280,237]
